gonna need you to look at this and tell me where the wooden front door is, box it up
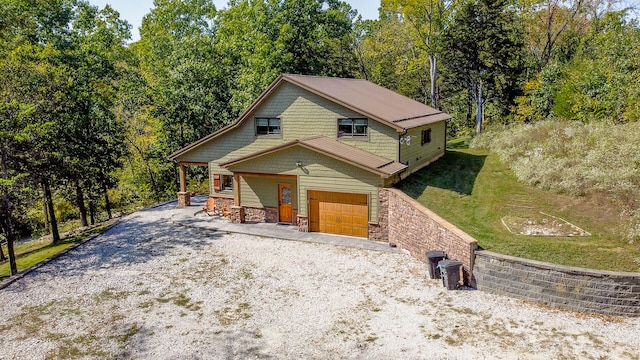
[278,184,293,223]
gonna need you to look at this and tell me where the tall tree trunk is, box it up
[0,210,17,275]
[0,239,6,261]
[476,80,484,134]
[466,89,473,126]
[43,179,61,244]
[104,185,112,219]
[1,146,17,274]
[43,183,50,234]
[89,199,96,225]
[75,182,88,227]
[429,53,438,109]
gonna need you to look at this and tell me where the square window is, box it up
[256,118,280,136]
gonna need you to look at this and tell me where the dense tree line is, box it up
[1,0,638,274]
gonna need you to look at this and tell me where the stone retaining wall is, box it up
[474,250,640,316]
[384,188,478,285]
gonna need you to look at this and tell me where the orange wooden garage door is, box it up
[308,191,368,238]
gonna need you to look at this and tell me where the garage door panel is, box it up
[309,190,368,238]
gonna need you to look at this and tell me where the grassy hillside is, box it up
[397,137,640,272]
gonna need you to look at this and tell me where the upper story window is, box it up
[421,128,432,145]
[256,117,281,136]
[338,118,368,138]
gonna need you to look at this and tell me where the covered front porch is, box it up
[177,162,300,227]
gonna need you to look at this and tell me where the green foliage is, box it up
[354,15,431,103]
[552,12,640,123]
[471,121,640,242]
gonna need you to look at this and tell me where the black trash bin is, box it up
[426,251,447,279]
[438,259,463,290]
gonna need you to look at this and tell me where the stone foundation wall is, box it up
[243,207,282,223]
[474,250,640,316]
[230,206,245,224]
[368,188,389,242]
[244,207,266,222]
[297,215,309,232]
[209,196,234,212]
[177,192,191,207]
[384,188,478,285]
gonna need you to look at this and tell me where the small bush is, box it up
[471,121,640,241]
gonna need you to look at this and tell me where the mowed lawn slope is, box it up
[397,140,640,272]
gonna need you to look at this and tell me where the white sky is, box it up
[87,0,382,42]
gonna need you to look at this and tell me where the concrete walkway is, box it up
[169,195,402,254]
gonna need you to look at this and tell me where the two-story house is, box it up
[169,74,449,240]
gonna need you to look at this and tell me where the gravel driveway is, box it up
[1,203,639,359]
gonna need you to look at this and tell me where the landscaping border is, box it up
[474,250,640,316]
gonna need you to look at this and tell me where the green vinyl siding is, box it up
[175,82,399,169]
[400,121,446,173]
[227,146,385,182]
[227,146,382,221]
[240,176,297,210]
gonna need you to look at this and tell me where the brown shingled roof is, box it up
[220,136,407,177]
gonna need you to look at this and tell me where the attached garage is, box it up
[308,190,368,238]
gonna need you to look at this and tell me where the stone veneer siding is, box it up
[230,206,244,224]
[209,196,234,211]
[297,215,308,232]
[244,207,280,223]
[384,188,478,285]
[368,188,389,242]
[177,192,191,207]
[474,250,640,316]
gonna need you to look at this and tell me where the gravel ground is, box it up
[1,203,639,359]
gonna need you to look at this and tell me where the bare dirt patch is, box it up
[502,211,591,236]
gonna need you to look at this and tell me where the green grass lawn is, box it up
[0,224,109,280]
[397,139,640,272]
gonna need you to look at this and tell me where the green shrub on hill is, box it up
[471,121,640,243]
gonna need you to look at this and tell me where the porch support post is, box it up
[233,172,241,206]
[179,163,187,192]
[176,162,190,207]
